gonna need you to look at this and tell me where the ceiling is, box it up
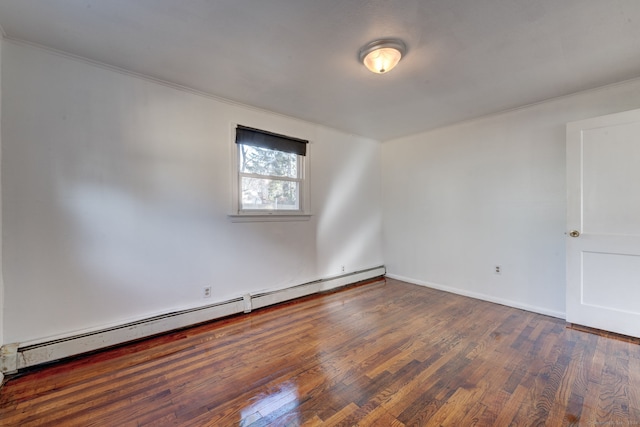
[1,0,640,141]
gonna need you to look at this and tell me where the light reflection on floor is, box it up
[240,381,300,426]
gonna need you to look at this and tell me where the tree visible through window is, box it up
[239,145,300,210]
[235,125,308,213]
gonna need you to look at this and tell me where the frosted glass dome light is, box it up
[359,39,407,74]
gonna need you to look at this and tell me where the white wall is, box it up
[7,36,640,351]
[1,42,383,345]
[0,36,4,354]
[382,78,640,317]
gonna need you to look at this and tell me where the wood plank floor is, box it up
[1,277,639,426]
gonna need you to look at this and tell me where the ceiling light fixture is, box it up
[359,39,407,74]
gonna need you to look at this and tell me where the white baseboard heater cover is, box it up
[2,266,385,374]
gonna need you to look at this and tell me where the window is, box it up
[231,125,310,219]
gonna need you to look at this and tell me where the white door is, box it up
[566,108,640,338]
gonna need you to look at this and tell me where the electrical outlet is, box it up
[203,286,212,298]
[495,265,502,274]
[341,265,345,273]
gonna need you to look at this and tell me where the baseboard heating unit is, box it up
[1,266,386,374]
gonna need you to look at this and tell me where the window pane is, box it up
[238,144,298,178]
[241,177,300,210]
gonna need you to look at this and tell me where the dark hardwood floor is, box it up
[1,277,639,426]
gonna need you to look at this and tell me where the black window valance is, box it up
[235,125,308,156]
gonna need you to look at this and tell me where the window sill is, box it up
[227,213,312,223]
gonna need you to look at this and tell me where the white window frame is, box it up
[228,123,311,222]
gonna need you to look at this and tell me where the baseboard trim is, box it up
[386,273,565,319]
[2,266,385,374]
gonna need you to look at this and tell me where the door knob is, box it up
[569,230,580,238]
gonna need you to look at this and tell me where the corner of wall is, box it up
[0,34,4,387]
[0,34,4,342]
